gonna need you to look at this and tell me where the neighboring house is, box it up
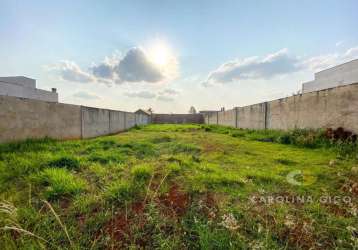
[135,109,152,116]
[0,76,58,102]
[135,109,152,124]
[302,59,358,93]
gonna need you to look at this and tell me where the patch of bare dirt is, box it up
[104,202,147,244]
[158,185,190,217]
[341,180,358,196]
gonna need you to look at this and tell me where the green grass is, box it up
[36,168,87,199]
[0,124,357,249]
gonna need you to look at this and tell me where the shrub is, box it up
[335,140,358,159]
[280,129,327,148]
[204,127,212,132]
[278,133,292,144]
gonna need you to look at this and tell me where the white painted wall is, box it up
[302,59,358,93]
[0,76,58,102]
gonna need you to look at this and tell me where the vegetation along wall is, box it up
[0,95,149,143]
[205,83,358,133]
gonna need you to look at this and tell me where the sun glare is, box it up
[147,40,173,67]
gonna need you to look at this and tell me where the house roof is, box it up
[135,109,151,115]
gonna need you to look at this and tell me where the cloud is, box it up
[115,47,164,83]
[302,54,339,72]
[156,88,180,102]
[335,41,344,47]
[124,87,179,102]
[91,61,115,80]
[204,49,301,86]
[204,46,358,86]
[303,46,358,72]
[124,90,156,99]
[344,47,358,59]
[157,95,174,102]
[49,47,177,85]
[51,61,95,83]
[73,91,100,100]
[159,88,180,96]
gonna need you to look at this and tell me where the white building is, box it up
[0,76,58,102]
[302,59,358,93]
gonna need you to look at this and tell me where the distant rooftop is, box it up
[302,59,358,93]
[0,76,36,88]
[0,76,58,102]
[135,109,152,115]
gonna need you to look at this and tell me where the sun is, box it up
[145,39,179,80]
[147,40,173,67]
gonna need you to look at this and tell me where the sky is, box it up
[1,0,358,113]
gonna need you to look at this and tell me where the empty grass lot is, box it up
[0,124,357,249]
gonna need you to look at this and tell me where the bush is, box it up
[204,125,358,158]
[335,140,358,159]
[204,127,212,132]
[278,134,292,144]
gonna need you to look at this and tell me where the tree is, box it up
[189,106,197,114]
[147,108,153,114]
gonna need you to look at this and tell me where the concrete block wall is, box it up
[0,95,150,143]
[81,107,110,138]
[109,110,126,134]
[125,112,136,129]
[0,95,82,142]
[206,112,219,125]
[237,103,267,129]
[151,114,204,124]
[267,83,358,132]
[206,83,358,134]
[217,109,236,127]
